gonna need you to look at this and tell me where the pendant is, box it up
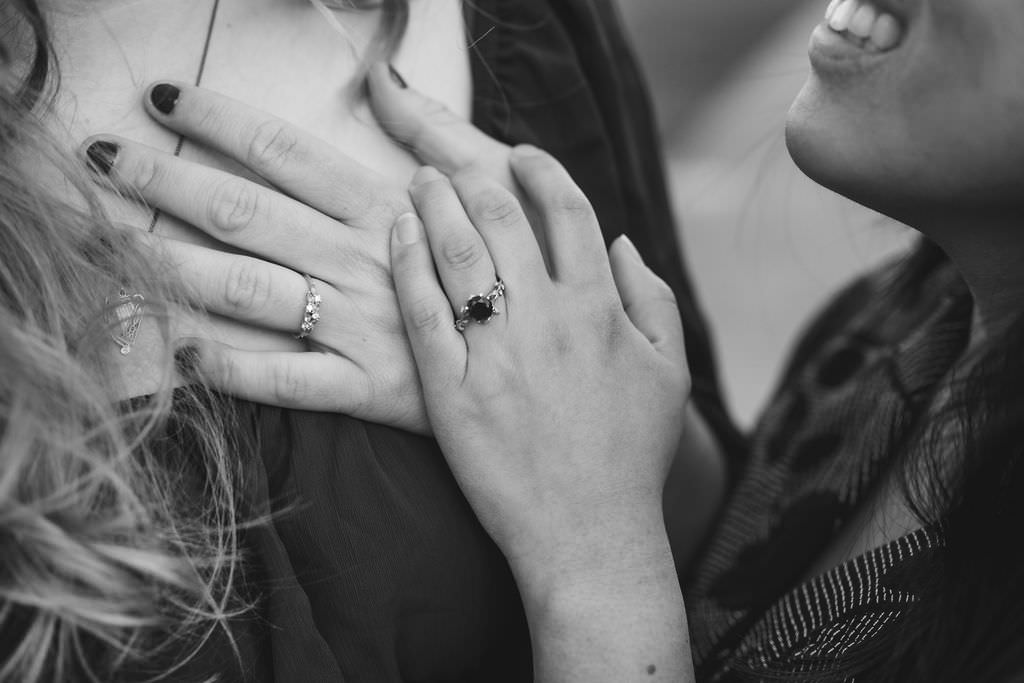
[107,289,146,355]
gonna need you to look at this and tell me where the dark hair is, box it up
[880,273,1024,682]
[746,241,1024,682]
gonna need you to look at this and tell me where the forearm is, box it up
[509,504,696,683]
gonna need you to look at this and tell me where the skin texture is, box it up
[787,0,1024,340]
[782,0,1024,584]
[390,150,694,682]
[32,0,470,404]
[84,67,533,431]
[17,2,721,679]
[89,78,425,428]
[96,73,721,680]
[127,0,1023,676]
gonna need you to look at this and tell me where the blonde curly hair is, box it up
[0,1,409,680]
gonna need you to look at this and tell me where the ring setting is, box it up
[455,278,505,332]
[296,274,322,340]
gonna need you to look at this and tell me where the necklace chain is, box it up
[147,0,222,233]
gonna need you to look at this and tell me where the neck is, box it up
[25,0,471,231]
[40,0,218,147]
[913,210,1024,349]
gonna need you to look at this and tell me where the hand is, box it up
[376,65,728,574]
[390,148,693,680]
[83,81,428,430]
[367,65,554,256]
[83,67,534,432]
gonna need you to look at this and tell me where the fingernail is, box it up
[395,213,422,245]
[618,234,643,262]
[388,63,408,89]
[512,144,544,157]
[173,343,201,380]
[85,140,119,176]
[410,165,444,188]
[150,83,181,115]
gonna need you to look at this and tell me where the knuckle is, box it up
[221,259,272,315]
[269,362,309,405]
[439,236,485,272]
[466,188,522,227]
[552,187,594,218]
[468,355,518,401]
[541,325,576,358]
[677,371,693,398]
[129,154,164,197]
[209,179,260,233]
[514,148,558,172]
[651,278,678,305]
[246,120,300,170]
[424,98,457,125]
[409,100,454,144]
[360,192,409,230]
[192,100,230,136]
[408,303,449,334]
[207,346,235,387]
[591,300,628,350]
[410,176,450,211]
[473,147,511,177]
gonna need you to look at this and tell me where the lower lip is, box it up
[808,22,889,76]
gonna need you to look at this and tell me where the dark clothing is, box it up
[159,1,737,681]
[131,3,1024,682]
[686,245,973,681]
[465,0,743,467]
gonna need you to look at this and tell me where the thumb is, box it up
[366,62,509,176]
[608,235,686,363]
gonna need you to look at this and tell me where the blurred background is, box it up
[612,0,914,428]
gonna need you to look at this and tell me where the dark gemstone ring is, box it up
[454,278,505,332]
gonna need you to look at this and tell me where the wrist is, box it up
[507,513,694,682]
[506,499,673,607]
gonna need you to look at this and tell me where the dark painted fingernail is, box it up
[85,140,119,176]
[150,83,181,115]
[173,344,201,380]
[388,64,408,89]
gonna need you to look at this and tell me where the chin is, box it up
[785,79,917,224]
[787,83,866,201]
[787,73,1024,228]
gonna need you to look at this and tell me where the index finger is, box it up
[144,81,408,224]
[366,63,509,179]
[508,146,613,292]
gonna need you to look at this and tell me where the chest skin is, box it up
[43,0,471,232]
[31,0,470,391]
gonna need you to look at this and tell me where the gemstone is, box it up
[467,296,493,323]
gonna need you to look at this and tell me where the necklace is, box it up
[146,0,222,233]
[110,0,221,355]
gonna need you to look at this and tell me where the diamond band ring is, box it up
[295,275,322,340]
